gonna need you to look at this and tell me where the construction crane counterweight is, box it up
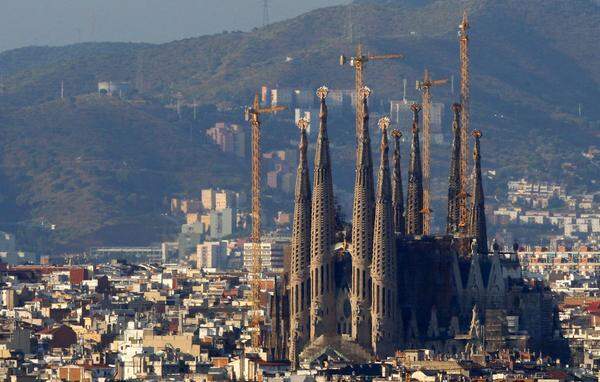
[340,44,403,136]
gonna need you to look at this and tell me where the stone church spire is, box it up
[391,130,405,235]
[350,86,375,347]
[447,104,462,234]
[370,117,398,357]
[309,86,336,340]
[406,103,424,236]
[289,118,312,368]
[469,130,488,254]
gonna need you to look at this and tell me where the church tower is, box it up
[350,87,375,347]
[406,103,424,236]
[447,104,462,234]
[391,130,405,235]
[370,117,398,357]
[309,87,336,340]
[469,130,488,254]
[289,118,312,368]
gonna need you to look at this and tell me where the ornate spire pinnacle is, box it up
[391,129,405,235]
[406,103,424,235]
[310,86,336,340]
[316,86,335,238]
[289,117,312,368]
[350,86,375,347]
[469,130,488,254]
[314,87,331,172]
[371,117,397,356]
[447,104,462,234]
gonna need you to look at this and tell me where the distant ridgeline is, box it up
[0,0,596,250]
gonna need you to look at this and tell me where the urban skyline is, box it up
[0,0,597,380]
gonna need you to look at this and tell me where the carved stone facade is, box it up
[350,87,375,348]
[406,104,424,236]
[288,118,312,368]
[447,104,462,234]
[392,130,405,236]
[284,90,566,367]
[309,87,336,340]
[370,118,397,357]
[469,130,488,254]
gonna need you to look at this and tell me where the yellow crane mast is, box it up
[246,93,285,347]
[340,44,403,135]
[416,69,448,235]
[458,10,471,231]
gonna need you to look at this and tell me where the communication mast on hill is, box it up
[262,0,270,27]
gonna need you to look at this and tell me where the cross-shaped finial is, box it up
[391,129,402,140]
[316,86,329,99]
[297,117,309,131]
[472,129,482,138]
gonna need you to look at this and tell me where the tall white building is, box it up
[242,238,289,273]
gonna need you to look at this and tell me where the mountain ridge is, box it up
[0,0,597,251]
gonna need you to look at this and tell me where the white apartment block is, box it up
[242,239,289,273]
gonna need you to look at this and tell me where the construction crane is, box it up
[416,69,448,235]
[246,93,285,347]
[340,44,403,135]
[458,10,471,231]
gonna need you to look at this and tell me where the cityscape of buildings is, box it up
[492,179,600,247]
[0,93,597,380]
[0,77,596,381]
[0,5,596,382]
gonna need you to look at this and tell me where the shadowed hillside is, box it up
[0,0,597,251]
[0,95,245,250]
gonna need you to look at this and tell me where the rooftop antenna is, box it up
[403,78,407,102]
[193,99,198,121]
[262,0,270,27]
[61,81,64,99]
[451,74,455,95]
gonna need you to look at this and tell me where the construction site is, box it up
[242,11,569,368]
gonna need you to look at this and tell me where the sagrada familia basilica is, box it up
[269,85,567,368]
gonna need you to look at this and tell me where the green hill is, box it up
[0,0,597,251]
[0,95,245,251]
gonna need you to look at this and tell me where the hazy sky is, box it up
[0,0,349,52]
